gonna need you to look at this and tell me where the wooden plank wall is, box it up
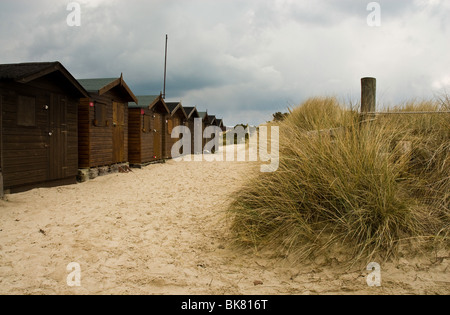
[78,98,91,168]
[186,119,196,154]
[128,108,142,164]
[164,111,184,159]
[128,108,167,164]
[79,90,129,168]
[152,112,163,160]
[140,110,154,163]
[0,78,78,190]
[162,113,169,159]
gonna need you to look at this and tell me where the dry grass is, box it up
[228,97,449,263]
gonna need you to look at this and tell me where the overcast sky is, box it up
[1,0,449,126]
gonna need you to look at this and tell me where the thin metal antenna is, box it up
[163,34,168,99]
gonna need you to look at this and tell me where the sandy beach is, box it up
[0,145,448,295]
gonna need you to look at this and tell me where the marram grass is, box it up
[228,97,449,263]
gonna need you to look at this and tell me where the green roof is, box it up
[77,78,118,92]
[129,95,160,108]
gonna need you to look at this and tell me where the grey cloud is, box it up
[0,0,449,126]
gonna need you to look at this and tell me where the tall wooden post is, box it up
[361,77,376,116]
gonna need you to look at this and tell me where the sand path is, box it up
[0,146,449,295]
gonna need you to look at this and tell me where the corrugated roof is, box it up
[77,78,118,93]
[129,95,160,108]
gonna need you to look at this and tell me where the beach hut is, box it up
[128,94,170,166]
[207,115,220,153]
[198,111,212,152]
[182,106,200,154]
[77,75,138,170]
[215,118,225,132]
[208,115,216,127]
[0,61,88,193]
[164,102,187,159]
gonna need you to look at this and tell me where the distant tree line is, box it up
[272,112,289,122]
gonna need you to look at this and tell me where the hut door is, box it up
[48,94,68,180]
[153,114,161,159]
[112,102,125,163]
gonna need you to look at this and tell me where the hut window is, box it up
[94,103,107,127]
[143,115,152,133]
[17,95,36,127]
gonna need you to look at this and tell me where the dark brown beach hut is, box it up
[197,111,212,152]
[208,115,217,127]
[128,94,170,166]
[208,115,217,150]
[215,118,225,132]
[164,102,187,159]
[0,62,88,193]
[182,106,200,154]
[77,75,138,169]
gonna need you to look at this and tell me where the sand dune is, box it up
[0,146,448,295]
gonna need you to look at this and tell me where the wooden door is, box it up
[153,114,161,159]
[48,94,68,180]
[112,102,125,163]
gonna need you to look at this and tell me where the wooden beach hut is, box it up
[197,111,212,152]
[208,115,217,127]
[215,118,225,132]
[77,75,138,170]
[164,102,187,159]
[128,94,170,166]
[182,106,200,155]
[0,61,88,193]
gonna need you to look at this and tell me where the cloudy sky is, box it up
[0,0,449,126]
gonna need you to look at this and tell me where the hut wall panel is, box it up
[78,98,91,168]
[140,109,154,163]
[187,120,196,154]
[164,111,185,159]
[161,113,168,159]
[89,94,113,167]
[64,98,78,177]
[153,112,164,161]
[79,93,129,168]
[128,109,142,164]
[128,108,166,164]
[123,105,128,163]
[0,79,79,190]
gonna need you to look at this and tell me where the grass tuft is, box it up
[228,97,449,263]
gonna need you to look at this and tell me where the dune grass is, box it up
[228,97,449,263]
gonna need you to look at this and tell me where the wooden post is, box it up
[361,77,376,116]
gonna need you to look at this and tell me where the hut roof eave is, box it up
[0,61,88,98]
